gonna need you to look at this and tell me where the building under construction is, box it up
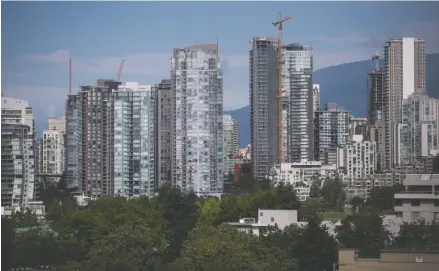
[249,36,279,181]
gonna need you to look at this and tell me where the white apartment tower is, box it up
[383,37,427,169]
[344,135,376,197]
[312,84,321,113]
[40,116,66,182]
[171,44,223,195]
[1,97,35,207]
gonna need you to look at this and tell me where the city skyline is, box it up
[2,1,439,131]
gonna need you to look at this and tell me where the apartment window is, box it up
[411,199,421,206]
[434,200,439,207]
[271,217,275,222]
[260,212,263,217]
[434,212,439,221]
[411,212,421,221]
[395,212,403,219]
[394,199,402,206]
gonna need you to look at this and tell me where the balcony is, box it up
[394,191,439,199]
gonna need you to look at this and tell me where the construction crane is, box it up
[272,11,292,164]
[117,59,125,82]
[372,51,381,71]
[69,58,72,95]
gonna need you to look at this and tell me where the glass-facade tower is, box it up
[171,44,223,195]
[283,44,314,162]
[113,83,156,197]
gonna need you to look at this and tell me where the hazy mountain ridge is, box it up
[226,53,439,146]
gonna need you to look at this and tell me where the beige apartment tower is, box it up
[383,37,427,169]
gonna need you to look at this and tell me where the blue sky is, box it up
[2,1,439,130]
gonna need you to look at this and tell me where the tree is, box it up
[320,176,345,209]
[11,209,39,227]
[367,184,404,212]
[86,223,166,270]
[391,220,439,250]
[292,214,339,271]
[13,228,61,268]
[153,185,200,262]
[178,224,297,271]
[336,211,389,258]
[1,217,16,270]
[196,197,221,227]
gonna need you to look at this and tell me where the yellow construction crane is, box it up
[272,11,292,164]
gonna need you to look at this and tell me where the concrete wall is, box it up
[258,209,298,230]
[339,249,439,271]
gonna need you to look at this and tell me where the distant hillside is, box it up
[226,53,439,146]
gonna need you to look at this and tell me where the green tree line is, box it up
[2,175,439,271]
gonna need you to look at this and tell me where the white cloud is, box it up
[2,85,67,131]
[23,50,249,77]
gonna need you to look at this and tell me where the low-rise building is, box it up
[269,161,340,200]
[1,201,45,221]
[226,218,268,236]
[338,248,439,271]
[258,209,298,230]
[394,174,439,223]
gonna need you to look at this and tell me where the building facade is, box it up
[223,114,239,176]
[65,94,80,190]
[312,84,320,113]
[344,135,377,198]
[156,79,172,187]
[40,116,66,183]
[269,161,339,201]
[1,124,35,207]
[383,37,427,169]
[339,249,439,271]
[367,69,385,126]
[171,44,223,195]
[283,43,314,162]
[314,103,350,162]
[113,82,156,197]
[76,79,120,197]
[1,97,35,207]
[249,36,279,180]
[397,92,439,165]
[394,174,439,223]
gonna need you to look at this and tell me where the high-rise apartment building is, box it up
[40,116,66,183]
[383,37,427,169]
[65,94,80,190]
[156,79,172,187]
[113,82,156,197]
[223,114,239,176]
[367,69,385,125]
[171,44,223,195]
[312,84,320,113]
[65,80,157,198]
[397,92,439,165]
[76,79,120,197]
[249,36,279,180]
[314,103,350,162]
[283,43,314,162]
[344,135,377,198]
[1,97,35,207]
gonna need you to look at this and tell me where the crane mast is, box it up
[117,59,125,82]
[272,11,292,164]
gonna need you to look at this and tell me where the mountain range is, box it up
[226,54,439,147]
